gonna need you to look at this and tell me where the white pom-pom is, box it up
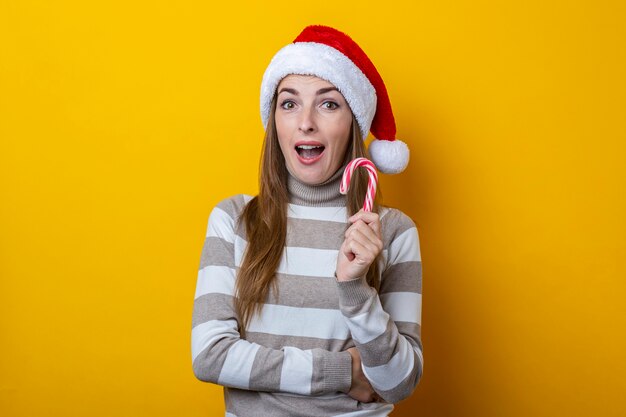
[368,139,410,174]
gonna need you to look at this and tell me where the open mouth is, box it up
[295,144,325,160]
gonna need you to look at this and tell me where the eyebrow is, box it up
[277,87,339,96]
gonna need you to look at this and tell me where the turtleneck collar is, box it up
[287,165,347,207]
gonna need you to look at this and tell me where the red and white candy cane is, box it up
[339,157,379,212]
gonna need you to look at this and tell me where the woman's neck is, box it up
[287,166,346,207]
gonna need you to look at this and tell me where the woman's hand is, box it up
[346,347,379,403]
[336,210,383,281]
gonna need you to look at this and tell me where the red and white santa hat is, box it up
[260,25,410,174]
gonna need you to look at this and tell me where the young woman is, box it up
[192,25,423,417]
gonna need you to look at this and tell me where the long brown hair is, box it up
[235,97,381,335]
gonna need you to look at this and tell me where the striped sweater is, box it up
[191,168,423,417]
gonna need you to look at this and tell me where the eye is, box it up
[280,100,296,110]
[322,101,339,110]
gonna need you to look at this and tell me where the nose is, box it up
[298,106,317,134]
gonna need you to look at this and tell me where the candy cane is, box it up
[339,157,379,212]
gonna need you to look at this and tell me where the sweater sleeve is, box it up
[335,209,423,404]
[191,196,352,396]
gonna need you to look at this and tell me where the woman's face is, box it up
[275,74,353,185]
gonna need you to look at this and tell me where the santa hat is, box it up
[260,25,410,174]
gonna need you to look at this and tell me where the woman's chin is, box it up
[291,167,333,185]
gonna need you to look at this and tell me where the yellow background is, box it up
[1,0,625,416]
